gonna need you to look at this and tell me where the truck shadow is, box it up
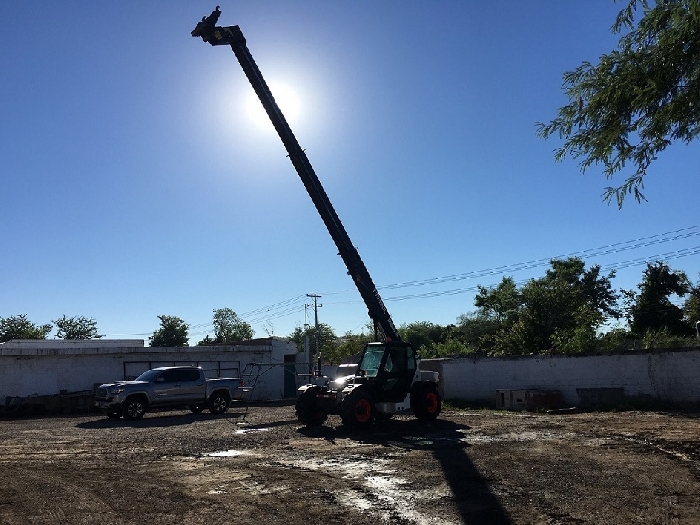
[299,418,512,524]
[76,410,249,429]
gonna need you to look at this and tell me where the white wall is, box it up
[0,338,303,402]
[422,348,700,405]
[4,340,700,407]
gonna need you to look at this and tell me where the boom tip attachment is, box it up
[191,6,222,39]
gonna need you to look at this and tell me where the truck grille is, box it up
[95,388,108,399]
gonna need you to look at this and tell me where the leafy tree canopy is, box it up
[0,314,52,342]
[335,332,373,364]
[624,261,692,336]
[149,315,189,347]
[398,321,449,353]
[53,315,102,340]
[683,280,700,331]
[538,0,700,207]
[289,323,338,362]
[473,258,620,354]
[455,312,501,351]
[474,277,521,328]
[198,307,254,345]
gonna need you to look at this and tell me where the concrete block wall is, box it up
[3,340,700,408]
[424,348,700,406]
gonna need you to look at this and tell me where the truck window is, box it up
[160,370,179,382]
[163,369,200,382]
[182,369,201,381]
[135,369,161,382]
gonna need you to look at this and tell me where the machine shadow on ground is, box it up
[298,417,513,524]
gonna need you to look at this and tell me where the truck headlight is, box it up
[108,388,125,395]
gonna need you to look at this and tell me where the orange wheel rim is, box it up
[355,399,371,422]
[426,392,438,414]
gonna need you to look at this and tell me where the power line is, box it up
[242,228,700,324]
[341,245,700,304]
[306,226,699,300]
[377,226,700,291]
[111,226,700,336]
[215,228,700,329]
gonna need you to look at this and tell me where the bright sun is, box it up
[245,83,300,130]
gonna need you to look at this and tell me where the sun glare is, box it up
[245,83,300,130]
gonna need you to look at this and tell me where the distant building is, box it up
[0,337,306,405]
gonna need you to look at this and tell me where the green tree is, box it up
[683,287,700,334]
[0,314,52,342]
[537,0,700,207]
[625,261,692,337]
[398,321,447,354]
[598,326,638,352]
[454,312,502,352]
[472,258,619,355]
[149,315,189,347]
[474,277,521,328]
[197,335,215,346]
[421,337,472,359]
[397,321,478,358]
[468,277,523,352]
[335,331,372,363]
[207,307,254,344]
[53,315,102,340]
[289,323,338,363]
[518,259,619,353]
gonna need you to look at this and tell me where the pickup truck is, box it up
[94,366,242,420]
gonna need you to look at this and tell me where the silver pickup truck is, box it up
[94,366,241,420]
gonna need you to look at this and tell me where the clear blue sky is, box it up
[2,1,699,343]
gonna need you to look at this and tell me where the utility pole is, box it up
[306,294,322,375]
[303,303,311,375]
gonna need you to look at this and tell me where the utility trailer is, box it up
[192,7,442,428]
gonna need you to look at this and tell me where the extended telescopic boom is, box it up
[192,7,400,342]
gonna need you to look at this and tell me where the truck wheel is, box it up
[208,392,230,414]
[105,409,121,419]
[122,397,147,420]
[412,383,442,421]
[189,404,205,414]
[295,388,327,427]
[341,387,375,428]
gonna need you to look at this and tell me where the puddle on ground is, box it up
[206,449,246,457]
[386,434,468,450]
[274,454,453,524]
[464,430,574,444]
[235,427,271,435]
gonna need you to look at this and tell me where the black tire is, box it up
[122,397,147,420]
[341,387,376,428]
[208,392,230,414]
[295,388,327,427]
[189,404,205,414]
[412,382,442,421]
[105,409,121,419]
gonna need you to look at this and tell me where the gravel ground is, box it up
[0,402,699,524]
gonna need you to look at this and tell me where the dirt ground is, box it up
[1,403,699,525]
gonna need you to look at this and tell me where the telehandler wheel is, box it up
[341,387,376,428]
[208,392,231,414]
[412,383,442,421]
[295,388,327,427]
